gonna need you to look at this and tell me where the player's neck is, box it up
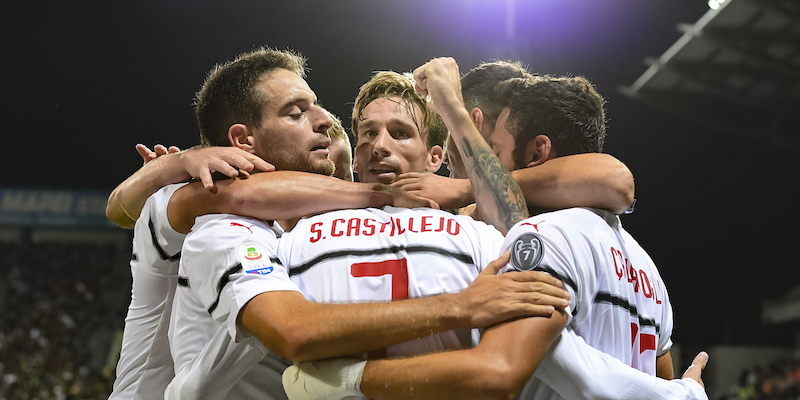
[277,218,300,232]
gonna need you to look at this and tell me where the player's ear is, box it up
[524,135,554,168]
[228,124,256,153]
[470,108,492,142]
[425,145,444,173]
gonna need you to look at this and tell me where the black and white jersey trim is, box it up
[149,218,181,261]
[207,263,243,315]
[289,245,475,277]
[594,292,661,334]
[531,265,578,293]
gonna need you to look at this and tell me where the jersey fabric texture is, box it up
[168,214,299,400]
[500,208,674,400]
[279,205,504,358]
[534,329,707,400]
[110,183,187,400]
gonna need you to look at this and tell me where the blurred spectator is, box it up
[0,241,131,400]
[720,354,800,400]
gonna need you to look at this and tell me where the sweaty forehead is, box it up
[258,69,315,107]
[358,97,422,131]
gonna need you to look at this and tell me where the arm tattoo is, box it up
[459,139,528,231]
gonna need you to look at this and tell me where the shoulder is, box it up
[189,215,277,245]
[151,182,191,206]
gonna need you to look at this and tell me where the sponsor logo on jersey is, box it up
[246,266,274,275]
[230,222,254,233]
[520,219,545,232]
[510,233,544,271]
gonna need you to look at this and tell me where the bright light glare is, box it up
[708,0,720,9]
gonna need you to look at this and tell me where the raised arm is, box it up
[413,58,528,234]
[106,145,272,228]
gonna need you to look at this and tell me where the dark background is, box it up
[3,0,798,348]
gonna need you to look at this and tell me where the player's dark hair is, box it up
[497,76,606,167]
[195,47,307,147]
[460,60,533,130]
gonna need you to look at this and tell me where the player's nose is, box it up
[312,106,334,135]
[372,129,393,157]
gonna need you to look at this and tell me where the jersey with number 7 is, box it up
[279,205,504,358]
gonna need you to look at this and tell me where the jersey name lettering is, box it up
[309,216,462,243]
[610,246,662,305]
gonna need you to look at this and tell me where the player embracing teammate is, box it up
[106,48,709,400]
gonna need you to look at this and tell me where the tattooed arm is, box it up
[413,57,528,234]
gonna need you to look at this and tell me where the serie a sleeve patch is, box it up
[237,241,274,276]
[510,232,545,271]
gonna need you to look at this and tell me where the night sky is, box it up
[4,0,798,348]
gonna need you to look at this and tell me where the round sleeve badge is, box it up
[238,241,272,274]
[510,233,544,271]
[238,242,269,265]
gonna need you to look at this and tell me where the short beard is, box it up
[302,157,335,177]
[274,154,335,177]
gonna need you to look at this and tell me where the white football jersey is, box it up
[278,206,504,358]
[500,208,674,400]
[110,183,187,400]
[169,214,299,400]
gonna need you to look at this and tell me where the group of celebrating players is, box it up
[105,47,710,399]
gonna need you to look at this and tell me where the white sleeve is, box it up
[535,329,707,400]
[182,217,301,341]
[501,219,593,324]
[142,183,188,259]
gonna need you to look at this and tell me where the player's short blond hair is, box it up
[351,71,447,149]
[327,111,351,149]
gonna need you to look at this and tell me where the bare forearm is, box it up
[362,348,513,400]
[227,172,398,221]
[512,153,634,214]
[168,172,401,233]
[442,107,528,234]
[106,153,190,227]
[361,314,565,400]
[243,292,467,362]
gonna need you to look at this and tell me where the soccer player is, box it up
[327,112,355,182]
[282,58,709,400]
[393,60,635,218]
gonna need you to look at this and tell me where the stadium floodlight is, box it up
[708,0,720,10]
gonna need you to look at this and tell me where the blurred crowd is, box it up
[722,355,800,400]
[0,240,131,400]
